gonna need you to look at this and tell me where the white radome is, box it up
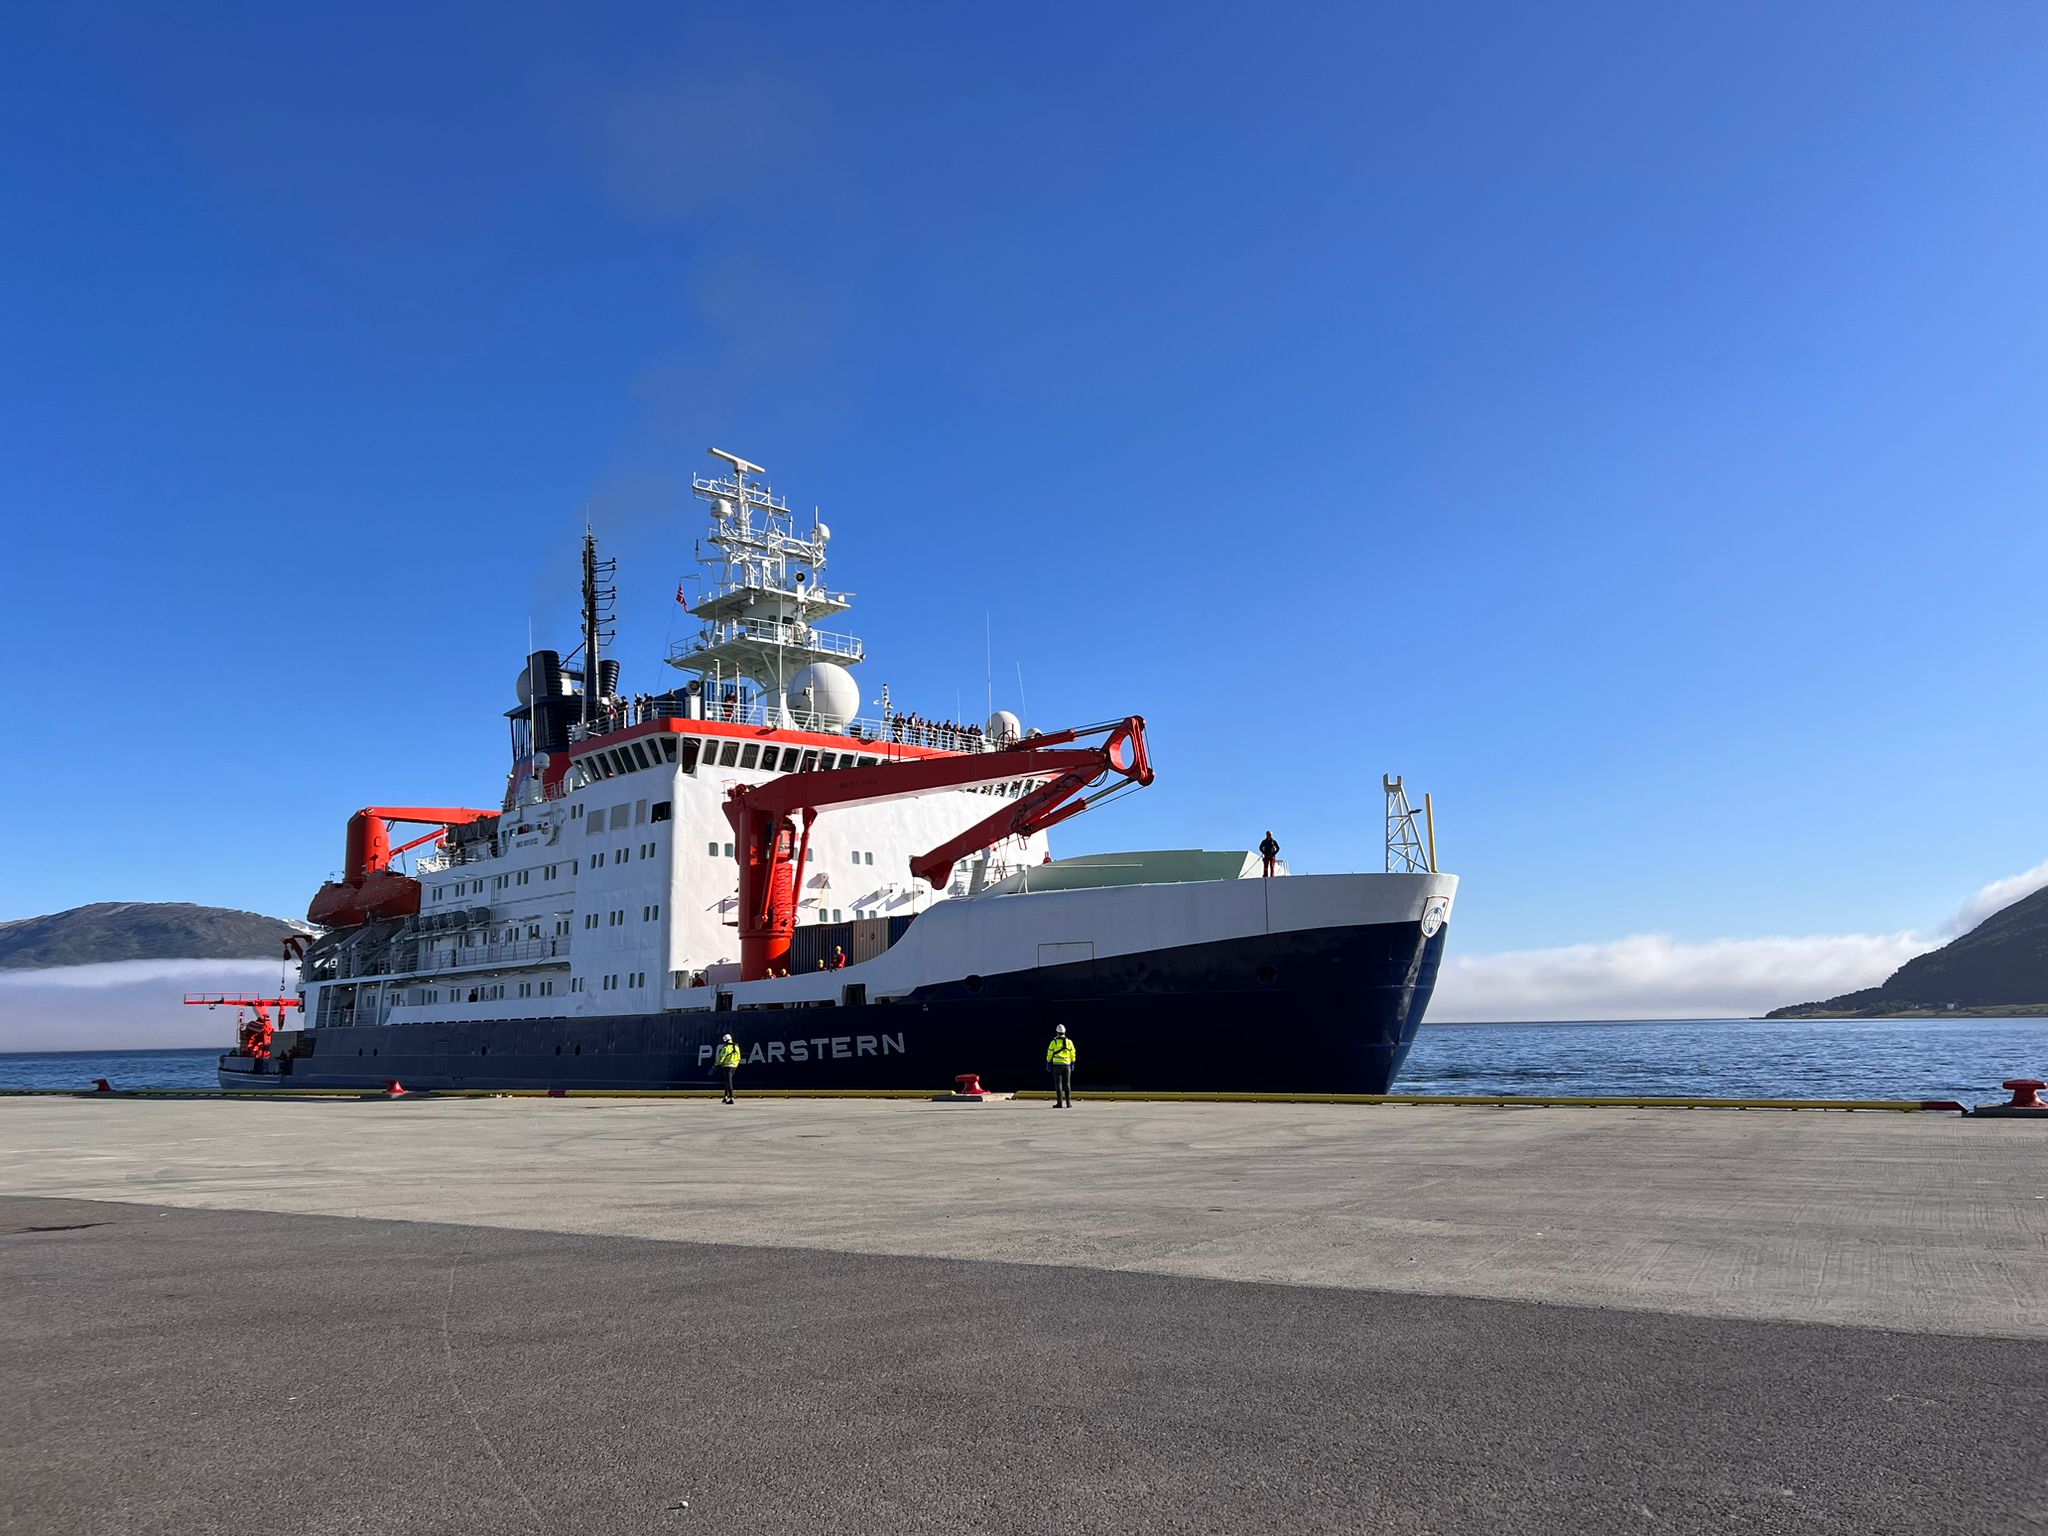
[986,710,1022,745]
[788,662,861,730]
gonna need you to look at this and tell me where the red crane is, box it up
[185,993,303,1059]
[723,717,1153,980]
[307,805,497,927]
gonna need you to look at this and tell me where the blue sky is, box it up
[3,2,2045,1015]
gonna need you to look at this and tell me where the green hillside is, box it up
[0,903,301,970]
[1768,884,2048,1018]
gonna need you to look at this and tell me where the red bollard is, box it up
[91,1078,113,1093]
[546,1087,567,1098]
[954,1073,986,1097]
[2002,1079,2045,1109]
[384,1079,407,1097]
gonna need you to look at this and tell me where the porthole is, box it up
[480,1046,489,1056]
[574,1043,582,1056]
[1255,964,1278,985]
[963,974,984,995]
[555,1045,562,1056]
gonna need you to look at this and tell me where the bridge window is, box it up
[740,743,761,770]
[718,741,740,767]
[652,803,671,823]
[659,737,677,762]
[678,740,699,774]
[800,750,819,772]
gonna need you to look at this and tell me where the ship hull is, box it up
[219,919,1446,1095]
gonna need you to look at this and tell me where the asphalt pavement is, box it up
[4,1194,2042,1536]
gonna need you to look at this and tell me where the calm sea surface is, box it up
[2,1017,2044,1099]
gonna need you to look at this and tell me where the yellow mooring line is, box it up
[0,1086,1970,1111]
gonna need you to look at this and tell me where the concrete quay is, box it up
[3,1096,2044,1534]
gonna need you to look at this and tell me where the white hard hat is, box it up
[1054,1023,1066,1034]
[721,1033,733,1043]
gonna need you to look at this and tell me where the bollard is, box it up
[547,1087,567,1098]
[91,1078,113,1093]
[384,1079,407,1097]
[1973,1079,2047,1118]
[955,1073,987,1097]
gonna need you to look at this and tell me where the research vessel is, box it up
[220,450,1457,1093]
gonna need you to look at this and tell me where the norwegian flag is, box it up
[675,583,690,607]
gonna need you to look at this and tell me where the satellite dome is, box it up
[986,710,1022,745]
[815,522,831,543]
[787,662,861,731]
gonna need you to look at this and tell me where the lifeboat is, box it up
[306,869,423,927]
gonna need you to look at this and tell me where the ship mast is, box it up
[666,449,863,728]
[579,528,616,728]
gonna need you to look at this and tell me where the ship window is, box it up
[781,747,804,771]
[800,750,819,772]
[591,853,604,868]
[718,741,740,767]
[571,804,583,819]
[739,743,761,770]
[659,736,676,762]
[631,742,651,770]
[725,842,735,857]
[678,740,699,774]
[819,752,838,771]
[540,980,554,996]
[652,802,671,822]
[635,799,648,824]
[609,805,629,830]
[850,850,860,865]
[586,817,602,838]
[708,842,720,856]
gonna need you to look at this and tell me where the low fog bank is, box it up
[0,960,286,1052]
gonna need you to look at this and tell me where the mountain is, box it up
[1768,884,2048,1018]
[0,903,303,971]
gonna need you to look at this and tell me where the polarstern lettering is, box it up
[696,1032,905,1066]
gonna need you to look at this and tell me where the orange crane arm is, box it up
[721,717,1153,980]
[344,806,498,880]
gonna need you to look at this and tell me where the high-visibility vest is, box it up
[715,1042,742,1068]
[1046,1036,1076,1066]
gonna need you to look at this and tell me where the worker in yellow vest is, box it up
[1045,1023,1077,1108]
[714,1034,742,1104]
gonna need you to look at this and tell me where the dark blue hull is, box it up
[222,921,1446,1095]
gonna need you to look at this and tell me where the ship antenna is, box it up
[577,526,615,728]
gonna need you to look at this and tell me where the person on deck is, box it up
[714,1034,742,1104]
[1045,1024,1077,1108]
[1259,831,1280,878]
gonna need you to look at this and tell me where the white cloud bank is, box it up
[0,960,285,1053]
[1434,856,2048,1022]
[1946,855,2048,936]
[1430,930,1934,1022]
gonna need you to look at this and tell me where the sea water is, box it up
[2,1018,2043,1099]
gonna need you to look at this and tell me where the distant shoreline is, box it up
[1764,1004,2048,1021]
